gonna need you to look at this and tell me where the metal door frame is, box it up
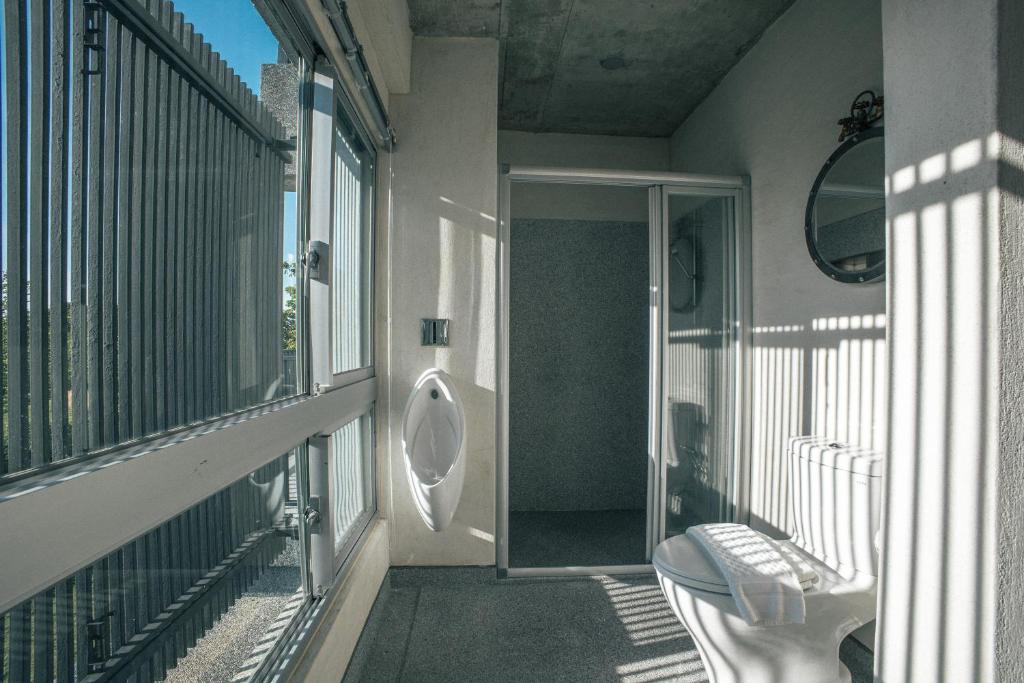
[495,166,751,578]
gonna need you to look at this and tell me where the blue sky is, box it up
[174,0,299,298]
[1,0,298,304]
[173,0,277,96]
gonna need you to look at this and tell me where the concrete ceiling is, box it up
[407,0,796,137]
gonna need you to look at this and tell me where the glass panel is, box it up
[507,181,650,568]
[330,412,374,555]
[330,117,374,375]
[663,192,736,537]
[0,449,308,682]
[0,0,305,476]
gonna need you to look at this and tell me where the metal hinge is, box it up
[83,1,106,76]
[86,611,115,672]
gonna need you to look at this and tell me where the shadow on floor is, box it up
[344,568,874,683]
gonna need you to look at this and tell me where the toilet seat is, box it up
[652,533,818,595]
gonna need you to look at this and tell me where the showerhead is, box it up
[669,235,698,312]
[670,236,696,281]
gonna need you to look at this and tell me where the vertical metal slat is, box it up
[191,40,210,427]
[84,0,106,452]
[128,37,146,438]
[182,23,198,425]
[5,0,30,475]
[48,0,71,461]
[174,20,192,429]
[100,14,121,447]
[69,0,89,456]
[141,37,158,437]
[152,1,170,435]
[29,0,53,468]
[115,24,135,442]
[55,577,74,682]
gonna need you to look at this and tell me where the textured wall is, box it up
[669,0,886,537]
[877,0,1024,679]
[387,37,499,565]
[508,218,649,512]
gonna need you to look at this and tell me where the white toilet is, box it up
[401,369,466,532]
[653,437,884,683]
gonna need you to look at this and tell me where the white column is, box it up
[879,0,1024,679]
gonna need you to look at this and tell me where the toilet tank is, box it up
[788,436,885,577]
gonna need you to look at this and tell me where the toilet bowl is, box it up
[653,437,884,683]
[401,369,466,531]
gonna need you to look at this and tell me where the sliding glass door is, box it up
[496,169,749,576]
[661,188,744,539]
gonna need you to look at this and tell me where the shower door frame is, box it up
[496,166,751,578]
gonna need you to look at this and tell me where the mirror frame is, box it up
[804,126,885,284]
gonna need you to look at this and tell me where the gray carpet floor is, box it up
[343,568,874,683]
[508,510,647,568]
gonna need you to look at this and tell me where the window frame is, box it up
[329,91,378,383]
[304,67,380,595]
[0,5,387,676]
[327,410,377,575]
[327,91,379,575]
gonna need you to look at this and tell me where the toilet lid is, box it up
[652,534,818,595]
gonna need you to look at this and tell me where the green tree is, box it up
[282,260,297,351]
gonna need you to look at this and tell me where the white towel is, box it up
[686,523,806,626]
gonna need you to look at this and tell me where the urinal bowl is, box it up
[401,369,466,531]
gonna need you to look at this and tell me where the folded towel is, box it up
[769,537,818,587]
[686,523,806,626]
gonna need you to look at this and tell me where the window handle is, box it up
[304,495,322,532]
[303,240,329,286]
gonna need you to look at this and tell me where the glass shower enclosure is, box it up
[496,168,750,576]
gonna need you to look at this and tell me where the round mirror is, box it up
[805,127,885,283]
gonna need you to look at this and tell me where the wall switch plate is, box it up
[421,319,450,346]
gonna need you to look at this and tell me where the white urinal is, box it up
[401,369,466,531]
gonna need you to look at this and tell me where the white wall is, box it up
[386,37,499,565]
[669,0,886,536]
[498,131,670,221]
[877,0,1024,678]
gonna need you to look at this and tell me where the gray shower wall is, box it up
[508,218,649,512]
